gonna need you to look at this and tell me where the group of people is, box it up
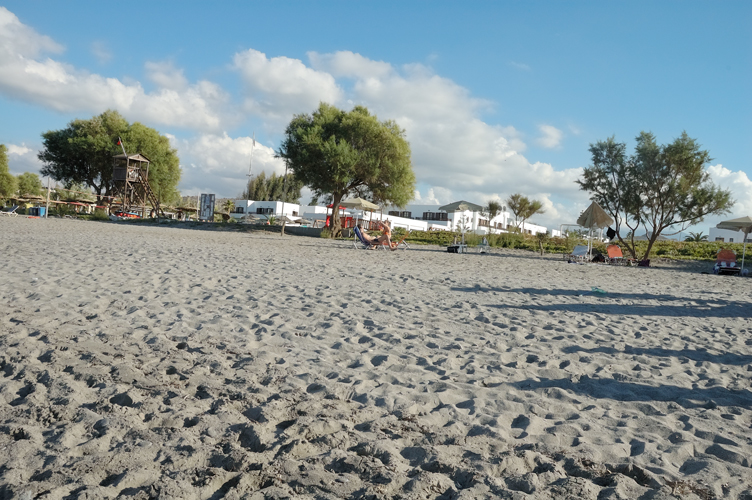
[359,221,400,250]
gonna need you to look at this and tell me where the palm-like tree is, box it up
[684,231,708,242]
[223,199,235,215]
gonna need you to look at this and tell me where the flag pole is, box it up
[246,132,255,180]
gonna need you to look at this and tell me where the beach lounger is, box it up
[566,245,589,263]
[713,249,741,275]
[0,205,19,217]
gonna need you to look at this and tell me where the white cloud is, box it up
[0,8,230,132]
[707,164,752,218]
[5,142,43,175]
[91,41,112,64]
[536,125,563,149]
[145,61,189,91]
[0,7,63,58]
[308,51,393,80]
[233,49,342,126]
[509,61,531,71]
[171,133,286,197]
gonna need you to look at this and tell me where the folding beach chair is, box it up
[0,205,19,217]
[353,226,386,250]
[392,231,411,251]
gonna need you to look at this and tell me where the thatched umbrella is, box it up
[577,202,614,259]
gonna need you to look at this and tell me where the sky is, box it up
[1,1,750,233]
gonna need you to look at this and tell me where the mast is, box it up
[246,132,255,181]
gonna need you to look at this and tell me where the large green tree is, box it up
[38,110,181,206]
[577,132,733,260]
[16,172,43,197]
[277,103,415,236]
[0,145,18,200]
[243,171,302,203]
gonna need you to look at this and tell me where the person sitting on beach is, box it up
[374,220,396,248]
[360,222,398,250]
[358,224,378,245]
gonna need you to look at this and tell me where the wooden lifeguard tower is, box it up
[112,152,165,218]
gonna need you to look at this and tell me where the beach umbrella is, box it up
[577,202,614,259]
[341,197,379,211]
[341,197,379,227]
[716,216,752,272]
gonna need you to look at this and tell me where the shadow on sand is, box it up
[512,376,752,410]
[450,286,752,319]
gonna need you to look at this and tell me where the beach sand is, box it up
[1,217,751,499]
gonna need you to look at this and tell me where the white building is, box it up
[230,198,556,236]
[231,200,301,219]
[708,227,752,243]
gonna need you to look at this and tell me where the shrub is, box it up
[91,208,110,221]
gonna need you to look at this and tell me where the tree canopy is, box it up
[506,193,545,230]
[242,171,302,203]
[38,110,182,206]
[277,103,415,236]
[482,200,503,221]
[16,172,43,197]
[577,132,732,260]
[0,145,17,200]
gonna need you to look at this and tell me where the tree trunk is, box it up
[330,192,344,238]
[642,237,658,262]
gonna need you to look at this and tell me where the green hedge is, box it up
[346,229,743,261]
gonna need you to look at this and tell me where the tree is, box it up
[685,231,708,242]
[277,103,415,237]
[577,132,733,260]
[242,171,302,203]
[506,193,544,230]
[222,198,235,214]
[38,110,181,206]
[0,145,18,200]
[482,200,503,221]
[16,172,42,197]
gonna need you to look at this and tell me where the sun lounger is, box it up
[566,245,589,263]
[0,205,19,217]
[713,249,741,275]
[476,237,491,254]
[605,244,633,265]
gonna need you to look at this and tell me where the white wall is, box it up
[709,227,751,243]
[231,200,300,219]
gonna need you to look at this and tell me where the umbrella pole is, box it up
[742,239,747,272]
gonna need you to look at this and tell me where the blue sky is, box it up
[1,1,750,231]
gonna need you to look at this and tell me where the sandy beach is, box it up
[1,217,751,499]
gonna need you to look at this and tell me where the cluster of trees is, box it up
[242,171,302,203]
[578,131,732,260]
[38,110,182,207]
[479,196,545,232]
[277,103,415,236]
[0,145,44,200]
